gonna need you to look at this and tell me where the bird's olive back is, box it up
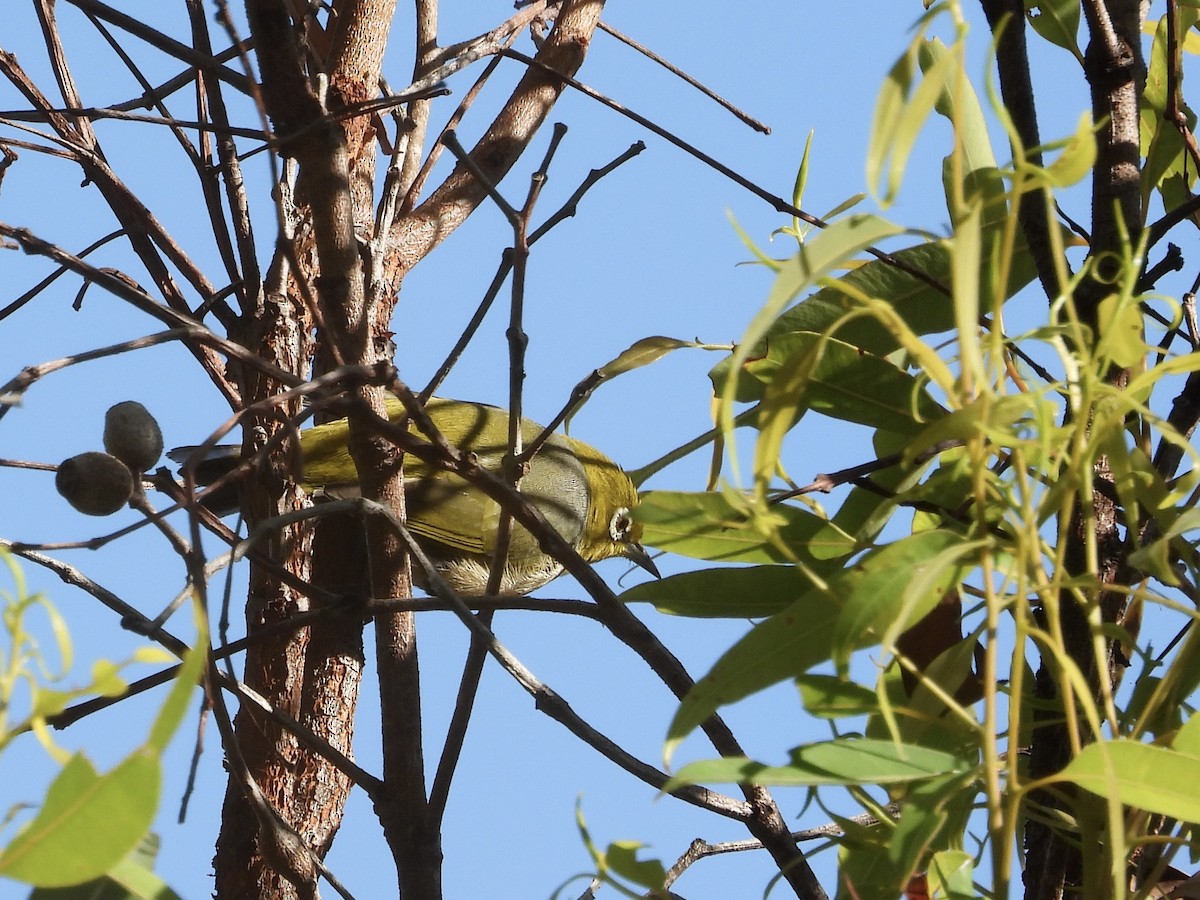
[299,397,596,563]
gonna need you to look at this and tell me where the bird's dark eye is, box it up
[609,507,633,542]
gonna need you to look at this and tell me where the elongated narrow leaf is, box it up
[869,37,960,206]
[752,331,948,443]
[832,530,976,668]
[29,834,184,900]
[665,588,840,762]
[797,674,880,718]
[1174,715,1200,758]
[927,849,975,900]
[605,842,667,891]
[147,633,204,755]
[670,739,970,788]
[1025,0,1082,56]
[2,625,202,887]
[868,47,918,204]
[635,490,854,564]
[919,37,1006,231]
[1141,15,1196,197]
[0,752,160,886]
[1040,112,1097,187]
[596,336,705,378]
[710,232,1042,402]
[715,214,904,408]
[664,530,976,756]
[1059,739,1200,822]
[620,565,815,618]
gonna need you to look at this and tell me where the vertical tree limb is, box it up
[1023,4,1147,899]
[979,0,1069,301]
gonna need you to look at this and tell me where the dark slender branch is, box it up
[502,48,947,301]
[662,808,898,890]
[62,0,253,94]
[378,381,827,898]
[772,440,964,501]
[420,140,645,402]
[357,498,752,822]
[596,20,770,134]
[0,228,124,323]
[979,1,1067,301]
[1147,190,1200,250]
[1136,242,1184,294]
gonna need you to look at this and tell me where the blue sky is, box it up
[0,2,1165,898]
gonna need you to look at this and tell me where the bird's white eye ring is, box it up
[610,507,633,542]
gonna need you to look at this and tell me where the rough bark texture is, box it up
[214,3,615,897]
[1020,3,1147,899]
[212,287,316,899]
[213,0,396,895]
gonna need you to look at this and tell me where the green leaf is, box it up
[710,229,1042,402]
[887,774,978,888]
[824,431,934,549]
[634,490,854,564]
[918,37,1005,230]
[620,565,813,618]
[1025,0,1083,57]
[663,531,976,757]
[714,214,905,407]
[838,819,906,900]
[146,624,204,755]
[1142,11,1200,198]
[596,336,705,379]
[1,619,201,888]
[0,752,160,886]
[670,739,971,789]
[831,530,976,670]
[29,834,183,900]
[564,336,714,434]
[1059,739,1200,822]
[89,660,128,699]
[869,37,961,205]
[796,674,880,719]
[1040,111,1098,187]
[927,849,975,900]
[748,332,948,434]
[749,333,946,502]
[604,842,666,891]
[665,588,840,761]
[1174,715,1200,758]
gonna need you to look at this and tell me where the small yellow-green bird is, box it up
[173,397,658,595]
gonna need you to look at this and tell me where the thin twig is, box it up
[597,20,770,134]
[502,48,949,299]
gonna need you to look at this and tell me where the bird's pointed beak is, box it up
[624,542,661,579]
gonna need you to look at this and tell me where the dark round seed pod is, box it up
[55,451,134,516]
[103,401,163,473]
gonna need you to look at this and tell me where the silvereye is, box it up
[175,397,658,595]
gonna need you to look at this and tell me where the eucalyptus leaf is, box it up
[797,674,880,719]
[635,490,854,564]
[28,834,183,900]
[748,331,948,435]
[620,565,816,618]
[604,842,666,891]
[664,529,976,757]
[714,214,905,408]
[665,588,840,761]
[710,230,1040,402]
[0,753,160,887]
[927,849,975,900]
[669,738,971,789]
[831,530,976,670]
[1025,0,1082,57]
[1059,739,1200,822]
